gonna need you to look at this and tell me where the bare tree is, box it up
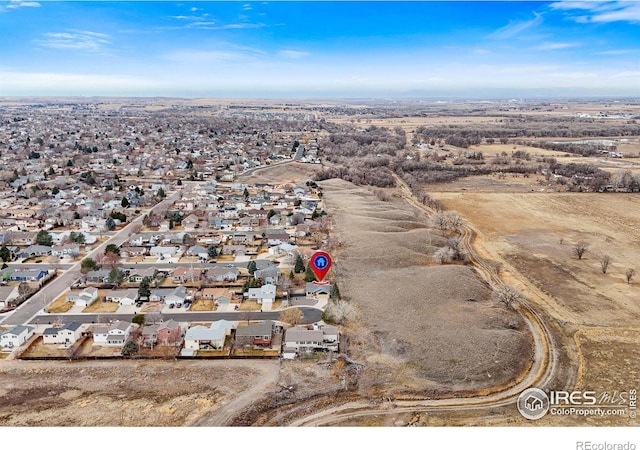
[599,254,611,274]
[625,268,635,284]
[433,247,455,264]
[493,285,523,309]
[279,307,303,326]
[573,241,589,260]
[324,300,359,325]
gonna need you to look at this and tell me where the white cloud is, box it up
[0,71,170,95]
[533,42,580,50]
[278,50,309,59]
[35,31,111,52]
[242,4,253,11]
[490,12,543,39]
[549,1,640,24]
[6,0,40,9]
[163,45,266,64]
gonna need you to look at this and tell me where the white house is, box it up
[165,285,187,306]
[183,320,234,351]
[0,325,35,348]
[150,246,182,259]
[67,287,98,307]
[246,284,276,311]
[42,322,83,345]
[283,323,339,357]
[92,320,135,346]
[104,288,138,306]
[0,285,19,309]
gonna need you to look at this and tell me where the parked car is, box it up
[176,302,182,308]
[169,303,175,309]
[225,263,234,268]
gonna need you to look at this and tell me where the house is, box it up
[254,266,281,285]
[19,245,52,258]
[0,285,19,309]
[10,269,49,282]
[148,288,171,302]
[165,285,187,306]
[128,267,156,284]
[120,246,147,258]
[0,325,35,348]
[92,320,135,346]
[85,269,111,284]
[66,286,99,307]
[246,284,276,311]
[200,288,234,304]
[183,320,233,351]
[182,214,200,231]
[205,267,239,283]
[156,320,182,346]
[221,245,246,256]
[104,288,138,306]
[235,320,274,347]
[282,323,339,357]
[51,243,80,258]
[306,282,332,300]
[186,245,208,259]
[171,266,202,284]
[42,322,83,345]
[150,246,182,258]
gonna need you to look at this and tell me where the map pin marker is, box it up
[310,251,332,283]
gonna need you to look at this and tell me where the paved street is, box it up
[28,306,323,326]
[0,190,182,327]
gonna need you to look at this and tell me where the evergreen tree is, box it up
[294,254,305,273]
[247,260,257,275]
[304,264,317,282]
[138,277,151,298]
[35,230,53,246]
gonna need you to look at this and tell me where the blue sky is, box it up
[0,1,639,98]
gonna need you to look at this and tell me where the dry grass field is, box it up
[429,178,640,424]
[320,179,533,395]
[0,359,279,426]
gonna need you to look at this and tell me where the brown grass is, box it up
[320,179,533,394]
[47,295,74,313]
[82,300,120,313]
[191,299,215,311]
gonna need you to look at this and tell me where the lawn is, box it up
[190,299,215,311]
[47,295,74,313]
[82,300,120,313]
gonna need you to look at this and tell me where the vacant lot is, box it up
[0,359,279,426]
[430,180,640,425]
[320,178,533,395]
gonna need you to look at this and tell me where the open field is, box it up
[319,178,533,394]
[0,359,279,426]
[428,183,640,425]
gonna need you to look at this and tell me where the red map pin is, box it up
[310,251,332,283]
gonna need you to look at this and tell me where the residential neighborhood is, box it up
[0,101,339,361]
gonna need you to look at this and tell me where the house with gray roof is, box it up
[183,320,234,351]
[235,320,274,347]
[42,322,83,345]
[0,325,35,348]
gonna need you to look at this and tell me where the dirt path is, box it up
[189,360,280,426]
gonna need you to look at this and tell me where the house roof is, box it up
[236,320,273,337]
[63,321,82,331]
[285,328,323,342]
